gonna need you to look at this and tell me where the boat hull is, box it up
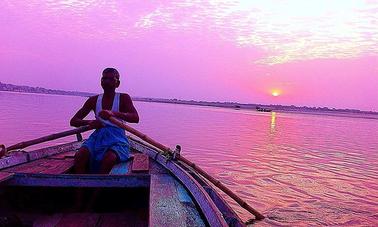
[0,138,245,227]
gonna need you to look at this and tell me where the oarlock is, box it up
[0,144,6,158]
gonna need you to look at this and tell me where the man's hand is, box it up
[88,120,104,129]
[99,110,114,120]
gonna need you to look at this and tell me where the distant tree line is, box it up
[1,81,376,115]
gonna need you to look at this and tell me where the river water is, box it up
[1,91,377,226]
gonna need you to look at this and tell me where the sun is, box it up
[271,90,281,97]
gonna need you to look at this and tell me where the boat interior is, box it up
[0,141,207,227]
[0,186,149,226]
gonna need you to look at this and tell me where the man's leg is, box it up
[84,150,118,211]
[74,147,90,174]
[72,147,90,211]
[99,150,118,174]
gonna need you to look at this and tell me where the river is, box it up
[1,91,377,226]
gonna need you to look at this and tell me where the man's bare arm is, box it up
[70,97,102,128]
[114,94,139,123]
[99,94,139,123]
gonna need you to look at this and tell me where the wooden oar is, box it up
[0,126,91,157]
[1,118,264,220]
[108,116,265,220]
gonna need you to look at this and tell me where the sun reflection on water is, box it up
[270,111,276,133]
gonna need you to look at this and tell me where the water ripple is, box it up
[1,92,378,226]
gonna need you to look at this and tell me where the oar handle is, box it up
[108,117,264,220]
[108,117,170,151]
[1,125,92,157]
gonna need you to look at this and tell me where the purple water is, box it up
[1,91,377,226]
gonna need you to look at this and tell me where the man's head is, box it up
[101,68,120,91]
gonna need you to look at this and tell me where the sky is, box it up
[0,0,377,111]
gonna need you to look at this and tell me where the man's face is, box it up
[101,73,119,90]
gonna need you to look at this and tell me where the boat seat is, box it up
[131,153,149,173]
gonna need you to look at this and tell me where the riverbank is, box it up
[1,89,377,120]
[133,97,378,120]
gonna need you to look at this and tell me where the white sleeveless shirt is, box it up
[95,93,123,128]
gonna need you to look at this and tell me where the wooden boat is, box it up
[0,118,263,226]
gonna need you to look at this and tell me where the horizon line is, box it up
[0,81,377,113]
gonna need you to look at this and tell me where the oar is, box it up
[0,118,264,220]
[0,126,92,157]
[108,116,265,220]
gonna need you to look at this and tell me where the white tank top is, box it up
[95,93,123,128]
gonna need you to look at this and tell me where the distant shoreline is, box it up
[1,82,377,119]
[0,82,93,97]
[132,97,378,120]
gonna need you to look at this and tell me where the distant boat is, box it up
[0,119,264,226]
[256,106,272,112]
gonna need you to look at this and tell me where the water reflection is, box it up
[270,111,276,133]
[1,92,378,226]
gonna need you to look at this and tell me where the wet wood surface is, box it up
[149,174,205,227]
[131,153,149,173]
[49,150,77,160]
[0,172,13,182]
[2,158,74,174]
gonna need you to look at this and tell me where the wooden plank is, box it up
[97,213,147,227]
[131,154,149,173]
[49,150,77,159]
[149,174,206,227]
[40,159,74,174]
[33,212,148,227]
[0,172,14,183]
[3,158,73,174]
[0,152,28,170]
[109,160,132,175]
[149,160,169,174]
[2,158,48,173]
[0,141,81,171]
[20,165,47,174]
[129,139,227,227]
[5,173,150,188]
[149,174,187,227]
[174,181,194,204]
[173,180,207,226]
[56,213,99,227]
[28,141,81,161]
[33,213,63,227]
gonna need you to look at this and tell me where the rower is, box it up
[70,68,139,174]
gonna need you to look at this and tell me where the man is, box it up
[70,68,139,174]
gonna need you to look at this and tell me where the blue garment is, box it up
[82,126,130,173]
[81,93,130,173]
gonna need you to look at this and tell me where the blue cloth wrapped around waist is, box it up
[82,126,130,173]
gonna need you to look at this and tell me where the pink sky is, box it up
[0,0,377,111]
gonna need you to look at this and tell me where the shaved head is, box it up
[102,68,120,79]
